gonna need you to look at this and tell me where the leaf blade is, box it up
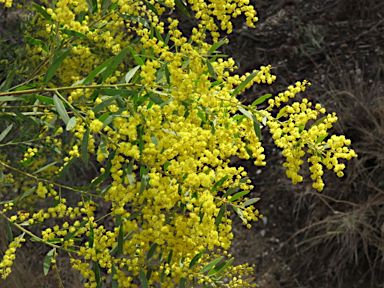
[53,95,70,124]
[44,49,72,83]
[0,124,13,143]
[43,248,55,276]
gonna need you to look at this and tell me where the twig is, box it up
[352,18,384,43]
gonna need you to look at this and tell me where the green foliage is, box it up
[0,0,356,286]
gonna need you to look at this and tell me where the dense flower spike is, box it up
[0,0,356,287]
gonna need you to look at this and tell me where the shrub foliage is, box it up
[0,0,356,287]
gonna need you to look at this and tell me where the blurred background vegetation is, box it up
[1,0,384,287]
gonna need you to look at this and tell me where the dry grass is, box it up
[335,0,384,20]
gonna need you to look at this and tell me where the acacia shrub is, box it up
[0,0,356,287]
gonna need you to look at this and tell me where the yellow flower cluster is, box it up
[20,147,38,163]
[0,236,25,279]
[0,0,12,8]
[266,97,357,191]
[0,0,357,286]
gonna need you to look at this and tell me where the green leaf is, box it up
[167,249,173,263]
[89,225,94,248]
[313,116,327,126]
[180,277,186,288]
[108,1,119,12]
[201,256,223,273]
[6,221,13,242]
[158,252,164,263]
[119,14,150,29]
[127,160,135,186]
[111,264,118,288]
[233,206,247,223]
[164,65,170,84]
[55,156,77,180]
[298,124,305,133]
[80,57,113,85]
[251,94,272,106]
[53,95,70,124]
[230,191,250,202]
[66,117,77,131]
[32,3,52,20]
[81,128,90,166]
[93,95,121,113]
[122,212,141,221]
[207,260,227,276]
[139,172,149,195]
[174,0,191,17]
[244,277,256,284]
[78,11,86,22]
[253,118,262,140]
[0,69,16,92]
[100,136,108,157]
[242,197,260,207]
[139,268,149,288]
[294,139,301,150]
[0,96,25,101]
[162,128,180,137]
[150,133,158,146]
[122,65,140,83]
[0,124,13,143]
[164,161,170,171]
[315,133,328,145]
[44,49,72,83]
[29,237,43,242]
[215,257,234,275]
[144,0,158,14]
[189,249,206,268]
[14,84,38,91]
[91,0,98,13]
[102,47,130,82]
[98,112,111,123]
[61,28,88,39]
[33,95,55,105]
[43,248,55,276]
[211,175,228,193]
[13,109,38,126]
[146,267,153,281]
[276,106,288,119]
[109,230,134,256]
[231,70,258,96]
[0,169,5,184]
[215,205,226,226]
[160,270,166,284]
[237,106,253,120]
[197,110,207,123]
[94,261,101,288]
[237,106,261,140]
[117,224,123,257]
[147,242,158,261]
[207,39,228,55]
[155,27,164,42]
[127,46,145,66]
[148,93,164,105]
[13,187,35,204]
[210,80,222,88]
[206,60,217,79]
[24,36,48,52]
[240,177,249,183]
[222,186,239,199]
